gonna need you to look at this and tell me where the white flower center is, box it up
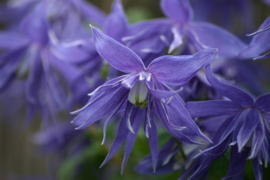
[128,80,149,108]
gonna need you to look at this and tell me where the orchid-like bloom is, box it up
[72,26,217,172]
[181,65,270,180]
[239,16,270,60]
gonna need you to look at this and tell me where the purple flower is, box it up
[71,26,217,172]
[123,0,247,59]
[182,65,270,179]
[0,0,105,124]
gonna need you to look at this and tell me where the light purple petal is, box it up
[121,107,145,174]
[249,115,265,159]
[104,0,128,42]
[168,25,183,53]
[19,2,49,44]
[255,94,270,113]
[247,17,270,36]
[238,17,270,59]
[91,26,145,73]
[0,32,29,49]
[205,65,254,107]
[237,109,259,152]
[154,99,200,144]
[72,86,128,129]
[253,52,270,60]
[72,0,106,27]
[146,103,159,172]
[50,42,90,63]
[147,48,217,86]
[161,0,193,23]
[100,104,134,167]
[166,94,212,143]
[186,100,240,118]
[189,22,247,58]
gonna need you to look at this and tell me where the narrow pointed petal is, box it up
[255,94,270,113]
[247,18,270,36]
[194,113,243,158]
[223,145,250,180]
[100,108,133,167]
[148,48,217,86]
[167,95,212,143]
[72,86,128,129]
[155,99,201,144]
[249,115,265,159]
[91,26,145,73]
[104,0,128,41]
[186,100,240,118]
[238,16,270,59]
[161,0,193,23]
[205,65,254,107]
[237,109,259,152]
[121,108,144,174]
[253,52,270,60]
[252,158,263,180]
[147,107,159,172]
[189,22,247,58]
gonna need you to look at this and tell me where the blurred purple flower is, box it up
[181,65,270,180]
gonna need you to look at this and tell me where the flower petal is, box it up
[186,100,240,118]
[19,2,49,44]
[100,106,134,168]
[72,86,128,129]
[104,0,128,42]
[248,114,265,159]
[146,104,159,172]
[223,145,250,180]
[154,99,200,144]
[0,31,29,49]
[147,48,217,86]
[205,65,254,107]
[168,25,183,53]
[166,95,212,143]
[255,94,270,113]
[237,109,259,152]
[161,0,193,23]
[252,158,263,180]
[189,22,247,58]
[72,0,106,27]
[238,16,270,59]
[91,26,145,73]
[121,107,145,174]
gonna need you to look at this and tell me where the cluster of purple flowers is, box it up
[1,0,270,179]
